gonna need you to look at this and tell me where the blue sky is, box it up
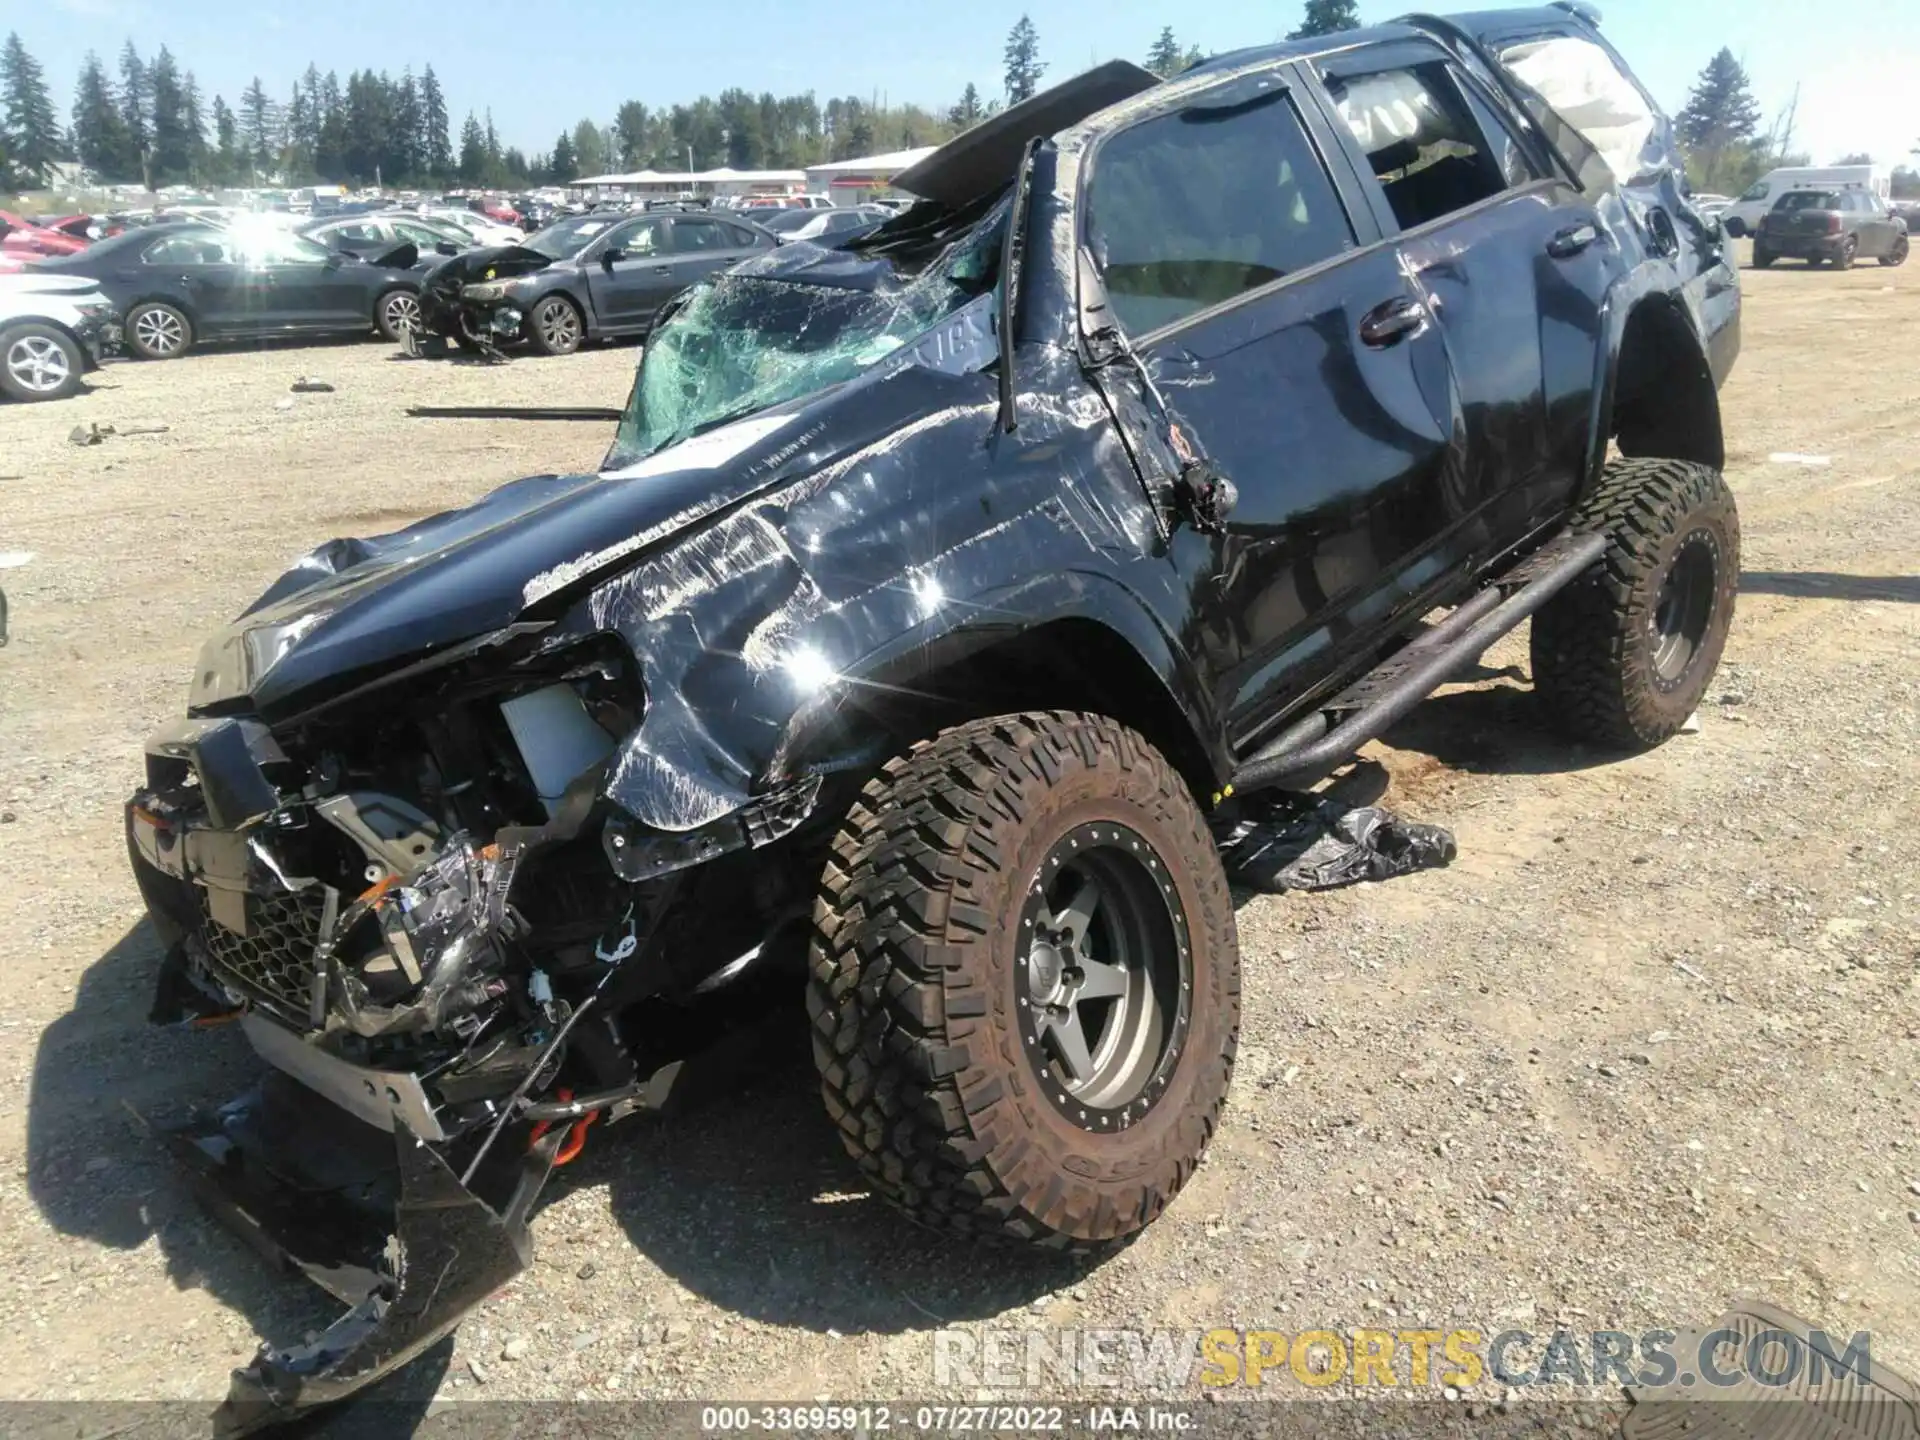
[18,0,1920,167]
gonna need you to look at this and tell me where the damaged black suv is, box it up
[127,7,1740,1420]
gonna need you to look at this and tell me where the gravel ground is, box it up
[0,253,1914,1418]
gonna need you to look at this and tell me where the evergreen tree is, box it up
[614,100,649,167]
[457,111,485,181]
[1182,45,1206,71]
[1146,27,1183,79]
[118,41,151,187]
[419,64,450,176]
[239,76,278,175]
[393,71,422,183]
[1290,0,1360,39]
[947,82,983,129]
[572,116,605,177]
[1004,15,1045,104]
[71,50,131,179]
[1675,48,1761,192]
[548,128,577,182]
[182,71,207,174]
[211,93,239,174]
[1,33,62,185]
[147,46,191,183]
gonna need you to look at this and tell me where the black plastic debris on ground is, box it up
[1211,791,1456,893]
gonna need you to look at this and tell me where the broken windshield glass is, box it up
[605,211,1003,469]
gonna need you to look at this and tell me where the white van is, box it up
[1722,164,1888,237]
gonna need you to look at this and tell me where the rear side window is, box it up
[670,218,734,252]
[143,233,233,265]
[1326,65,1512,231]
[1086,93,1354,336]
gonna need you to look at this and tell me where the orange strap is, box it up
[529,1087,599,1166]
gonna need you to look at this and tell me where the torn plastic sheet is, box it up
[1210,792,1456,893]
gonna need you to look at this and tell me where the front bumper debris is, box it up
[162,1070,554,1432]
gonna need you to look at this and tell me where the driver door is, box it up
[582,216,671,334]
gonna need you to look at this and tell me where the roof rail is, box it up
[1549,1,1603,24]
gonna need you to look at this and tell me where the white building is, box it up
[803,148,939,205]
[574,166,807,202]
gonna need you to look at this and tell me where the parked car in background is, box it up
[1689,192,1730,218]
[0,211,89,261]
[414,208,775,354]
[756,204,892,244]
[418,208,524,246]
[300,212,475,262]
[34,222,424,358]
[0,271,121,401]
[1753,189,1909,268]
[1720,163,1887,237]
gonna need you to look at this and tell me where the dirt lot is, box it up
[0,254,1915,1416]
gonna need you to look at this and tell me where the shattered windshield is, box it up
[606,212,1002,468]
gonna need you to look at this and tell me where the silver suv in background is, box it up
[0,272,121,402]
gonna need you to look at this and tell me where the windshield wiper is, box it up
[997,137,1042,434]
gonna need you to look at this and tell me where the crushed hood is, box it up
[191,361,976,720]
[419,243,553,290]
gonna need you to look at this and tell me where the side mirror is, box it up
[436,241,459,256]
[323,251,344,269]
[601,247,625,268]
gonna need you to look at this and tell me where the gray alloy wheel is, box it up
[527,296,583,355]
[0,326,81,402]
[128,303,190,359]
[378,290,423,340]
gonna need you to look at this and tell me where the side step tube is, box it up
[1230,530,1607,795]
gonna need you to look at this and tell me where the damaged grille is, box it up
[195,888,327,1025]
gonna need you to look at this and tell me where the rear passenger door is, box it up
[664,215,767,286]
[1309,41,1619,545]
[1080,65,1468,747]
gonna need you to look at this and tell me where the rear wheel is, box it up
[1881,235,1909,267]
[375,288,422,341]
[1834,236,1857,270]
[524,295,584,356]
[126,301,192,360]
[0,322,84,402]
[808,711,1239,1254]
[1751,245,1775,268]
[1531,458,1739,751]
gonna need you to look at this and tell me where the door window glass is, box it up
[325,221,384,242]
[241,232,333,265]
[1454,74,1542,187]
[608,218,663,255]
[669,218,734,252]
[1085,92,1354,336]
[1326,65,1511,231]
[143,233,234,265]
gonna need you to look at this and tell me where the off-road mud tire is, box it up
[807,711,1239,1255]
[1531,458,1739,751]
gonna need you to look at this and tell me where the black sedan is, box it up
[756,205,893,245]
[32,222,425,358]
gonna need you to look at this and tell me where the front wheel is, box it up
[1751,245,1775,268]
[126,301,192,360]
[808,712,1239,1254]
[1881,235,1909,267]
[0,322,85,402]
[524,295,584,356]
[1531,458,1739,751]
[375,288,423,341]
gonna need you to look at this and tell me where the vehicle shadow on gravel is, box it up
[26,918,449,1419]
[582,1027,1082,1335]
[1741,570,1920,603]
[1376,668,1620,777]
